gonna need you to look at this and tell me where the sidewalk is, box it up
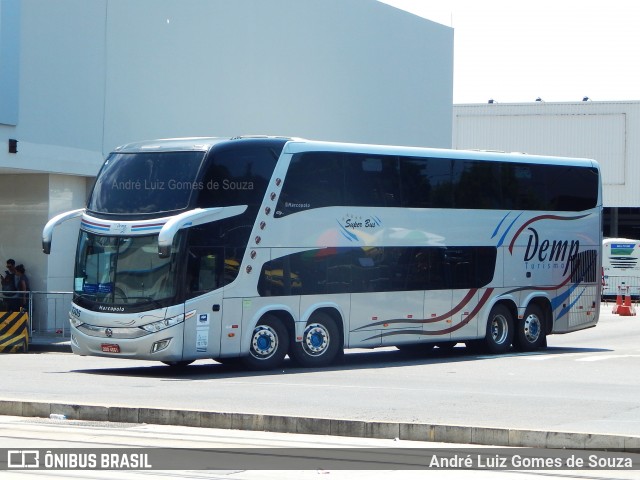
[28,332,71,353]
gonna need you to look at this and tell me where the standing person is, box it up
[14,264,30,312]
[1,259,19,311]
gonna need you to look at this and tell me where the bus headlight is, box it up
[140,313,185,333]
[69,316,84,328]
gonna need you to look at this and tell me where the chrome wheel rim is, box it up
[491,314,509,345]
[523,313,541,343]
[250,325,278,359]
[302,323,330,357]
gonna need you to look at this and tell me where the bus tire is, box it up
[243,314,289,370]
[483,304,514,354]
[289,312,342,368]
[514,304,546,351]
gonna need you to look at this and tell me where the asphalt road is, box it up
[2,303,639,438]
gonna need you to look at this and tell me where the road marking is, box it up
[575,354,640,362]
[518,352,589,361]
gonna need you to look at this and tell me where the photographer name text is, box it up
[111,179,254,191]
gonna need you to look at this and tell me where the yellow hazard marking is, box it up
[0,311,29,353]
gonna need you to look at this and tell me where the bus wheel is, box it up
[243,315,289,370]
[514,304,546,351]
[162,360,194,368]
[290,312,342,367]
[483,304,514,354]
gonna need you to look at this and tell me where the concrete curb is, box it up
[1,399,639,452]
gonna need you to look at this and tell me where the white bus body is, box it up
[43,137,602,369]
[602,238,640,298]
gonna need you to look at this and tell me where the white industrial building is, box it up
[0,0,453,331]
[453,100,640,238]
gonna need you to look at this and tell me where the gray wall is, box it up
[1,0,453,176]
[102,0,453,150]
[0,0,454,328]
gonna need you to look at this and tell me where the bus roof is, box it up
[285,139,599,168]
[113,137,226,153]
[113,136,294,154]
[603,238,640,244]
[112,136,598,169]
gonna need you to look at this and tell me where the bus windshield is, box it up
[88,151,206,214]
[74,231,182,310]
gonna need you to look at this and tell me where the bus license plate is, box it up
[101,343,120,353]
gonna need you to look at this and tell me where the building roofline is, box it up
[455,100,640,107]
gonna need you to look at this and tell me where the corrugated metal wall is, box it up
[453,101,640,207]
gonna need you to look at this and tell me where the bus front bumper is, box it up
[69,323,185,362]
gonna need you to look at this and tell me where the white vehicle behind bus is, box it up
[602,238,640,298]
[43,136,603,369]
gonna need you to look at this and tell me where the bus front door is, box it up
[183,291,224,360]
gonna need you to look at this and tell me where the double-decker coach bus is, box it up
[43,136,602,369]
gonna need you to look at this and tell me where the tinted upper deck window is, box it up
[88,151,205,215]
[275,152,344,217]
[196,146,280,209]
[275,152,401,217]
[275,151,599,215]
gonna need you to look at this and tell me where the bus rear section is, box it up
[602,238,640,299]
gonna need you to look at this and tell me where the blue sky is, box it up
[380,0,640,104]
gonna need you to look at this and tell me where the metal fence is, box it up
[1,290,73,336]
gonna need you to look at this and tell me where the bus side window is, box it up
[399,157,454,209]
[186,248,221,298]
[275,152,344,217]
[186,248,218,298]
[344,154,401,207]
[197,146,277,209]
[198,254,218,291]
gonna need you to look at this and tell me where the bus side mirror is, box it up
[42,208,85,254]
